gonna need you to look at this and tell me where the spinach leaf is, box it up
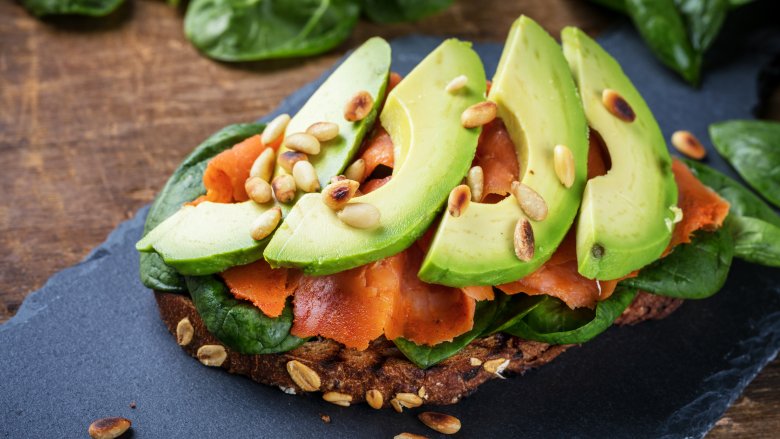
[674,0,728,52]
[589,0,627,12]
[186,275,305,354]
[503,287,637,345]
[710,120,780,207]
[184,0,361,62]
[731,216,780,267]
[625,0,702,84]
[20,0,124,16]
[361,0,452,23]
[393,297,502,369]
[485,294,545,335]
[622,227,734,298]
[139,123,265,292]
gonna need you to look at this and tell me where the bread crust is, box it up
[155,290,681,408]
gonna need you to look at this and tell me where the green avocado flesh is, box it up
[136,38,391,275]
[264,39,486,275]
[418,16,589,287]
[562,28,678,280]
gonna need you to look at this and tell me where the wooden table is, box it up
[0,0,776,436]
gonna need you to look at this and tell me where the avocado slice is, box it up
[264,39,487,275]
[418,16,589,287]
[137,38,391,275]
[562,27,678,280]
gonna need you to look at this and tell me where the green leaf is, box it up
[622,227,734,298]
[20,0,124,16]
[361,0,452,23]
[731,216,780,267]
[588,0,626,12]
[485,294,545,335]
[184,0,361,62]
[501,287,637,345]
[674,0,728,52]
[139,123,265,292]
[710,120,780,208]
[186,275,305,354]
[625,0,702,84]
[393,297,502,369]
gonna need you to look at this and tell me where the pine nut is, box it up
[272,174,296,203]
[261,113,291,145]
[553,144,575,188]
[511,181,548,221]
[284,132,320,155]
[278,150,308,173]
[292,160,320,193]
[285,360,321,392]
[514,218,535,262]
[344,90,374,122]
[418,412,461,435]
[483,358,510,377]
[249,207,282,240]
[470,357,483,366]
[245,177,273,204]
[394,433,428,439]
[447,185,471,217]
[88,417,131,439]
[322,179,359,210]
[467,166,484,202]
[344,158,367,183]
[176,317,194,346]
[445,74,468,93]
[602,89,635,122]
[461,101,497,128]
[337,203,380,229]
[249,147,275,182]
[306,121,340,142]
[671,130,706,160]
[197,344,227,367]
[417,386,428,399]
[323,391,352,407]
[395,392,423,408]
[366,389,384,409]
[390,398,404,413]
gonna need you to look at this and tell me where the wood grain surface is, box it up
[0,0,775,436]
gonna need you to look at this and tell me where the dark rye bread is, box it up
[155,291,682,408]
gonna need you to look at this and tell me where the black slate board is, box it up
[2,14,780,439]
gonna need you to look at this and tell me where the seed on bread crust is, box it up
[88,417,131,439]
[390,398,404,413]
[366,389,384,409]
[469,357,483,366]
[286,360,321,392]
[418,412,462,435]
[344,91,374,122]
[197,344,227,367]
[483,358,510,378]
[323,391,352,407]
[176,317,194,346]
[395,392,423,408]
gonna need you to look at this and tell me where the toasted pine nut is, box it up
[261,113,291,145]
[344,158,367,183]
[322,179,360,210]
[395,392,423,408]
[602,89,635,122]
[461,101,497,128]
[418,386,428,399]
[483,358,510,377]
[514,218,535,262]
[511,181,548,221]
[390,398,404,413]
[323,391,352,407]
[418,412,462,435]
[344,90,374,122]
[366,389,384,409]
[337,203,380,229]
[249,147,275,182]
[394,433,428,439]
[467,166,484,202]
[671,130,706,160]
[176,317,194,346]
[278,150,308,173]
[306,121,340,142]
[292,161,320,193]
[447,185,471,218]
[197,344,227,367]
[271,175,296,203]
[88,417,131,439]
[249,207,282,240]
[553,145,575,188]
[445,74,468,93]
[286,360,321,392]
[245,177,273,204]
[284,132,320,155]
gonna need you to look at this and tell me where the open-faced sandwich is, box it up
[137,15,743,411]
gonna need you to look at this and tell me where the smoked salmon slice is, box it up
[220,260,295,318]
[473,119,519,202]
[667,159,729,249]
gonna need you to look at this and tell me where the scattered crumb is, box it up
[320,414,331,424]
[469,357,483,366]
[129,402,136,409]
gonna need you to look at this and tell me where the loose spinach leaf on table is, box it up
[394,296,503,369]
[361,0,452,23]
[139,123,265,292]
[731,216,780,267]
[186,275,305,354]
[622,227,734,298]
[184,0,361,62]
[710,120,780,208]
[502,287,637,345]
[674,0,728,52]
[21,0,124,16]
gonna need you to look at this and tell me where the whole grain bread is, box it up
[155,291,682,408]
